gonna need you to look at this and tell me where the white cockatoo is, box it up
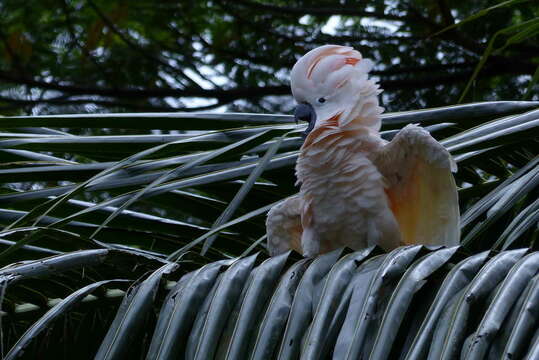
[266,45,459,257]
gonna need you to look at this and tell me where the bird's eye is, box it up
[318,97,326,103]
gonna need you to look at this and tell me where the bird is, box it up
[266,45,459,257]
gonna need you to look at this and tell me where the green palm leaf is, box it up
[0,101,538,358]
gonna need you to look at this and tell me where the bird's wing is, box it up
[266,195,303,256]
[373,124,460,247]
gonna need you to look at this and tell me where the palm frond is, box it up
[0,101,537,264]
[2,246,538,358]
[0,101,538,358]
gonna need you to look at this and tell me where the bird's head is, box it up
[290,45,383,138]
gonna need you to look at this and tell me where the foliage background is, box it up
[0,0,538,115]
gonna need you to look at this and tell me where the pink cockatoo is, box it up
[266,45,459,257]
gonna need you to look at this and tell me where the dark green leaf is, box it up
[3,279,129,360]
[94,262,178,360]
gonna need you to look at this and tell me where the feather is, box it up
[373,124,460,247]
[267,45,459,258]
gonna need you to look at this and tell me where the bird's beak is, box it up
[294,103,316,138]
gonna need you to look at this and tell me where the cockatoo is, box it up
[266,45,459,257]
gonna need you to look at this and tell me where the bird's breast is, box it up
[294,129,402,252]
[296,131,389,215]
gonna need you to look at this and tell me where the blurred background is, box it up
[0,0,538,116]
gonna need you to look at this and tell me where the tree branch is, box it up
[60,0,111,82]
[0,56,533,109]
[372,61,476,76]
[232,0,406,21]
[405,4,483,55]
[0,95,225,112]
[86,0,202,90]
[0,70,290,99]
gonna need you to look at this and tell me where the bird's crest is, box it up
[291,45,373,100]
[291,45,382,133]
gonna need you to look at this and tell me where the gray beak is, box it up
[294,103,316,138]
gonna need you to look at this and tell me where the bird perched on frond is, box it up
[266,45,459,257]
